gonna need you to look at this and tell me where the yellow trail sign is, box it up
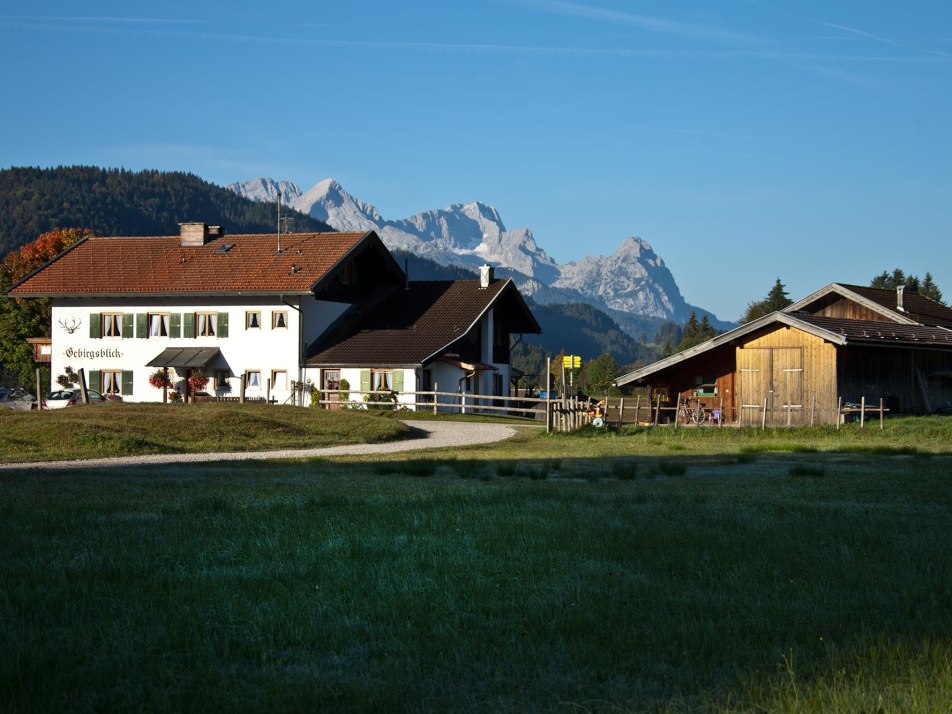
[562,355,581,369]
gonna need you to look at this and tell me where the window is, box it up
[322,369,341,390]
[215,370,230,390]
[271,370,288,390]
[102,313,122,337]
[101,370,122,396]
[272,311,288,329]
[246,370,261,389]
[149,313,170,337]
[372,369,393,391]
[196,312,217,337]
[246,311,261,329]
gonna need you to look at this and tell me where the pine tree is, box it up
[869,268,945,305]
[921,273,944,303]
[741,278,792,323]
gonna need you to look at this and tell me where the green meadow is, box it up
[1,410,950,712]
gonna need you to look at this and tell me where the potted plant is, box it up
[188,370,209,394]
[149,369,173,391]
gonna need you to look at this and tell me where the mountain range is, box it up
[227,177,730,337]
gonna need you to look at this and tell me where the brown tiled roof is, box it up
[836,284,952,327]
[307,279,540,367]
[7,231,371,296]
[793,313,952,346]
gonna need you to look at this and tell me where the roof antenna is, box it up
[276,189,283,254]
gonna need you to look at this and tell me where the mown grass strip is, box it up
[0,403,409,463]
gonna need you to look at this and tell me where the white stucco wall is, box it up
[49,296,318,403]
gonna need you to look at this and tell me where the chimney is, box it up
[896,285,906,312]
[179,222,216,246]
[479,264,495,289]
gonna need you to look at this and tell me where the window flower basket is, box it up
[188,371,209,393]
[149,369,173,390]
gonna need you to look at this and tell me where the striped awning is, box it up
[146,347,221,369]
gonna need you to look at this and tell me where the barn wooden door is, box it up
[737,347,803,425]
[737,348,770,426]
[773,348,803,425]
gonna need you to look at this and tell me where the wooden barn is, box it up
[615,284,952,425]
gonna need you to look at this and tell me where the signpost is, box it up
[561,355,582,390]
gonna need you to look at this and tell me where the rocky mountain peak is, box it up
[227,176,724,326]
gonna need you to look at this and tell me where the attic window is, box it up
[215,243,236,254]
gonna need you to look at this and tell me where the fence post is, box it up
[761,398,768,431]
[811,393,816,426]
[718,398,723,428]
[545,357,552,434]
[632,396,638,426]
[836,396,842,430]
[653,395,660,426]
[35,368,43,411]
[674,394,681,429]
[786,401,791,427]
[880,398,884,430]
[860,396,866,429]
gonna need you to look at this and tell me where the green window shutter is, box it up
[121,313,134,338]
[183,313,196,339]
[169,313,181,338]
[121,370,134,395]
[89,313,101,339]
[136,313,148,338]
[88,370,101,392]
[217,312,229,338]
[392,370,404,393]
[360,370,371,392]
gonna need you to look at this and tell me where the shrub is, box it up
[56,366,80,389]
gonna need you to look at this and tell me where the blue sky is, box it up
[2,1,951,321]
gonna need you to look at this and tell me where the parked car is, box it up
[43,389,122,409]
[0,387,37,411]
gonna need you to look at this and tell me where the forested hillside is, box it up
[0,166,331,255]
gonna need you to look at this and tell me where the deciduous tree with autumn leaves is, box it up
[0,228,92,387]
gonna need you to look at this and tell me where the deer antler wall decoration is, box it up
[57,316,82,334]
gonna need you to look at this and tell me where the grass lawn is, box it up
[0,403,410,464]
[1,415,950,712]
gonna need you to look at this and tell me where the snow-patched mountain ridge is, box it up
[227,177,714,325]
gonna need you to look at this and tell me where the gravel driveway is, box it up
[0,420,518,471]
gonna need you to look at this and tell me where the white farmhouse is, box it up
[8,223,540,407]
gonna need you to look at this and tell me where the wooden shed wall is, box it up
[737,326,838,425]
[838,346,952,414]
[643,348,736,422]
